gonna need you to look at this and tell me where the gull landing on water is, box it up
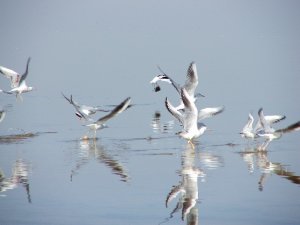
[0,58,34,100]
[256,108,300,150]
[240,111,286,140]
[84,97,131,139]
[150,62,205,110]
[62,93,109,121]
[165,88,207,148]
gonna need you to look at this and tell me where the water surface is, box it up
[1,1,300,225]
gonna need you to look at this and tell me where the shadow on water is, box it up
[70,139,130,183]
[238,146,300,191]
[0,131,57,144]
[0,159,31,203]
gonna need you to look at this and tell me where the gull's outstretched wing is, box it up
[198,106,225,121]
[181,88,198,131]
[62,92,88,120]
[183,61,198,97]
[0,65,21,88]
[258,108,274,133]
[254,114,286,132]
[165,97,183,125]
[18,57,31,86]
[96,97,131,124]
[275,121,300,134]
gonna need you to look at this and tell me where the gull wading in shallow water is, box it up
[0,58,33,100]
[62,93,109,121]
[84,97,131,139]
[165,88,207,147]
[150,62,204,110]
[256,108,300,150]
[240,111,286,140]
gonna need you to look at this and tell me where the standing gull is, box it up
[84,97,131,139]
[0,58,33,100]
[62,93,109,121]
[165,88,207,147]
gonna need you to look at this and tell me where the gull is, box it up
[240,113,256,139]
[240,111,286,140]
[85,97,131,138]
[0,104,12,124]
[150,62,224,117]
[256,108,300,150]
[62,93,109,121]
[0,108,6,123]
[165,88,207,146]
[150,62,204,110]
[0,57,33,100]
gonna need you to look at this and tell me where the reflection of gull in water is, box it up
[0,159,31,202]
[62,92,109,121]
[239,147,300,191]
[198,152,224,170]
[151,111,174,134]
[150,62,204,110]
[85,97,131,138]
[165,88,207,146]
[0,57,34,100]
[71,139,129,182]
[165,144,205,223]
[256,108,300,150]
[240,111,286,140]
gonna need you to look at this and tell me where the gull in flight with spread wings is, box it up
[0,57,34,100]
[240,111,286,140]
[84,97,131,139]
[256,108,300,150]
[62,93,109,121]
[150,61,224,118]
[150,62,204,110]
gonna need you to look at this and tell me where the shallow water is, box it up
[1,1,300,225]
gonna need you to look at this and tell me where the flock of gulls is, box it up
[1,58,300,150]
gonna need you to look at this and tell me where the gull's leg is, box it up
[94,129,97,139]
[16,93,23,102]
[188,139,195,150]
[258,140,270,151]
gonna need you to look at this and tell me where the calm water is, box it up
[1,1,300,225]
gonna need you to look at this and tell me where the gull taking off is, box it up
[84,97,131,139]
[62,93,109,121]
[0,58,33,100]
[165,88,207,146]
[256,108,300,150]
[240,111,286,140]
[150,62,204,110]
